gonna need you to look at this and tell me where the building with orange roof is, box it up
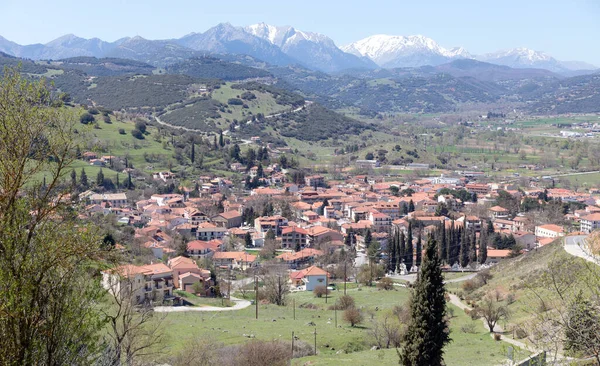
[289,265,329,290]
[580,213,600,233]
[212,252,257,270]
[167,256,212,295]
[535,224,565,239]
[101,262,174,304]
[281,226,309,250]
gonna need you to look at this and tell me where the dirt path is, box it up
[154,296,251,313]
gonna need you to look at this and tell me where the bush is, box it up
[493,333,502,341]
[377,277,394,291]
[227,98,244,105]
[232,340,290,366]
[343,307,364,327]
[135,120,147,134]
[460,322,477,334]
[80,112,95,124]
[338,295,355,310]
[313,285,329,298]
[118,128,126,135]
[103,115,111,123]
[131,129,144,140]
[462,279,481,292]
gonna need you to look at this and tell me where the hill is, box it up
[523,73,600,114]
[54,57,155,76]
[166,56,272,81]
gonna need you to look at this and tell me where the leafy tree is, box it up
[400,238,451,365]
[0,67,104,365]
[131,128,144,139]
[80,112,95,124]
[265,228,276,241]
[343,307,364,327]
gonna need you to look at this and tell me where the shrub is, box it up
[228,98,244,105]
[313,285,329,298]
[493,333,502,341]
[343,307,364,327]
[460,322,477,334]
[80,113,95,124]
[506,293,516,305]
[103,115,112,123]
[135,120,147,134]
[131,129,144,140]
[338,295,355,310]
[377,277,394,291]
[118,128,126,135]
[462,279,481,292]
[88,108,99,115]
[233,340,290,366]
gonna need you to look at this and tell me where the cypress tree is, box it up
[96,169,104,187]
[406,222,414,270]
[116,173,120,189]
[415,230,423,267]
[219,132,224,147]
[70,169,77,187]
[408,199,415,213]
[440,223,447,264]
[478,231,488,264]
[191,140,195,163]
[459,227,469,268]
[399,231,406,269]
[388,230,397,273]
[364,229,373,249]
[400,237,451,365]
[80,168,88,188]
[469,229,478,265]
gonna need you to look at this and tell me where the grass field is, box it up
[153,284,521,365]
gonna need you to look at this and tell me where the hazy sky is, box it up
[1,0,599,65]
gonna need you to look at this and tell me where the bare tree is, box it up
[261,264,289,306]
[477,292,510,332]
[368,312,402,348]
[102,274,165,365]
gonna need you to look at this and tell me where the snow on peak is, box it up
[342,34,469,66]
[245,23,335,48]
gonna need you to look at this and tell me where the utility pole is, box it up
[313,327,317,356]
[293,298,295,320]
[344,260,347,295]
[228,267,231,300]
[255,275,258,319]
[291,331,295,360]
[325,272,328,304]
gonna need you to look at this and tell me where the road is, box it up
[387,272,477,284]
[154,296,251,313]
[564,235,600,265]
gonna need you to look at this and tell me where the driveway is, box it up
[564,235,600,265]
[154,296,251,313]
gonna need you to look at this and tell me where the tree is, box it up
[190,139,195,163]
[0,67,104,365]
[80,167,89,188]
[265,228,276,241]
[564,293,600,362]
[313,285,329,298]
[244,232,253,248]
[364,229,373,248]
[262,270,289,306]
[219,132,224,147]
[400,238,451,365]
[80,112,95,124]
[405,223,414,270]
[478,230,488,265]
[415,231,423,267]
[70,169,77,187]
[343,307,363,327]
[97,168,105,187]
[477,292,510,333]
[408,200,415,213]
[176,237,189,257]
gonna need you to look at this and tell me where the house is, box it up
[513,231,536,250]
[254,216,288,236]
[186,239,223,258]
[89,193,128,208]
[580,213,600,233]
[184,209,209,225]
[489,206,509,219]
[212,211,243,229]
[306,226,344,246]
[195,222,227,241]
[535,224,565,238]
[212,252,257,270]
[368,211,392,232]
[465,183,490,195]
[289,266,329,290]
[277,248,324,269]
[101,263,174,304]
[167,256,212,295]
[486,249,511,264]
[281,226,309,250]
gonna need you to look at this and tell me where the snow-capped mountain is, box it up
[244,23,376,72]
[176,23,295,67]
[477,47,568,72]
[342,34,471,68]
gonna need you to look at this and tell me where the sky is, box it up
[1,0,599,65]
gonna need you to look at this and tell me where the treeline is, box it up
[57,56,155,76]
[167,57,272,81]
[232,82,305,108]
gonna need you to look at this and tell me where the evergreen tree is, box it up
[96,169,104,188]
[388,230,397,273]
[230,143,241,161]
[364,229,373,248]
[399,231,406,269]
[345,229,354,247]
[261,146,269,161]
[244,232,253,248]
[257,163,264,178]
[459,227,469,268]
[190,140,195,163]
[400,238,451,366]
[115,173,120,189]
[486,218,495,234]
[80,168,88,188]
[408,199,415,213]
[440,223,447,264]
[469,229,478,265]
[127,171,133,190]
[213,135,218,150]
[406,222,414,270]
[219,132,224,147]
[415,230,423,267]
[478,232,488,264]
[70,169,77,187]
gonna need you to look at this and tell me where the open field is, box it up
[154,284,522,365]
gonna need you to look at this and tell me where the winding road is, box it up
[564,235,600,265]
[154,296,251,313]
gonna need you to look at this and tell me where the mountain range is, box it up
[0,23,596,74]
